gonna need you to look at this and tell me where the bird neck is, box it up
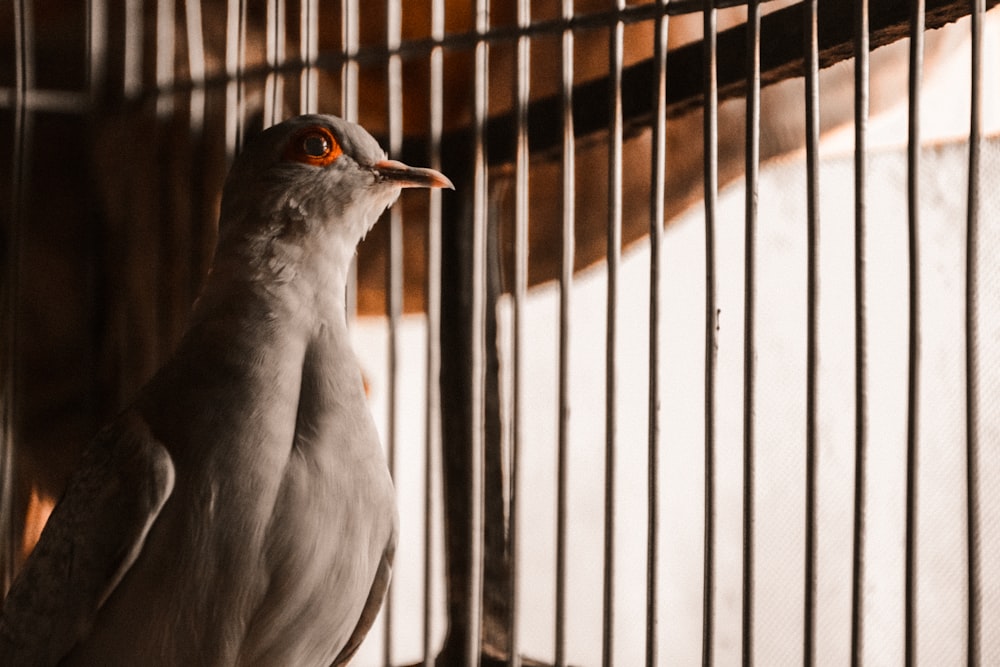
[205,215,359,327]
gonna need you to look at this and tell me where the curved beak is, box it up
[374,159,455,190]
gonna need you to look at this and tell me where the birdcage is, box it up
[1,1,998,665]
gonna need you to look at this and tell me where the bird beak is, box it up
[374,160,455,190]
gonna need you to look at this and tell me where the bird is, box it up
[0,113,453,666]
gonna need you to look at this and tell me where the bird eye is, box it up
[302,134,329,157]
[285,126,343,167]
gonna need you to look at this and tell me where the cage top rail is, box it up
[4,0,990,162]
[423,0,992,169]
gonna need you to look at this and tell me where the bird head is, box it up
[216,114,452,276]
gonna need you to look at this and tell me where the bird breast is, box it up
[64,306,396,666]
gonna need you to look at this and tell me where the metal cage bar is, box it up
[224,0,248,153]
[123,0,143,99]
[1,0,33,596]
[742,1,761,664]
[264,0,286,129]
[183,0,206,131]
[554,1,576,663]
[299,0,319,113]
[646,3,669,666]
[155,0,174,117]
[468,2,491,663]
[851,0,871,663]
[384,1,404,663]
[506,0,531,665]
[603,5,626,666]
[341,0,359,319]
[965,1,985,664]
[423,1,446,663]
[340,0,359,123]
[701,0,720,663]
[904,0,925,663]
[87,0,108,101]
[803,0,821,663]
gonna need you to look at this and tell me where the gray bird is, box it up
[0,114,453,666]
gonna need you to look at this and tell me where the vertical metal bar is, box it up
[87,0,108,101]
[341,0,359,123]
[299,0,318,114]
[554,1,575,663]
[507,0,530,665]
[2,0,32,595]
[264,0,286,128]
[469,2,491,664]
[156,0,175,115]
[184,0,206,132]
[423,0,445,662]
[603,6,625,666]
[702,0,719,663]
[904,2,924,664]
[225,0,248,153]
[123,0,143,99]
[964,1,984,663]
[646,4,668,667]
[236,0,247,148]
[225,0,238,152]
[178,0,206,309]
[0,218,13,592]
[384,0,403,662]
[803,1,821,664]
[276,0,285,121]
[342,0,359,318]
[851,0,870,663]
[265,0,277,125]
[742,1,760,664]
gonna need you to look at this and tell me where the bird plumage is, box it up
[0,114,451,666]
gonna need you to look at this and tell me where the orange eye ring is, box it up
[285,126,343,167]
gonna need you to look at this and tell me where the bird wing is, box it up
[329,536,396,667]
[0,412,175,666]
